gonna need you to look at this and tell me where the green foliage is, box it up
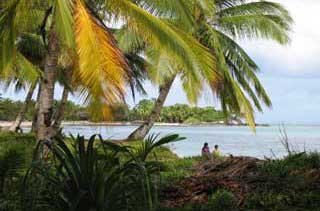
[0,98,33,121]
[129,99,156,121]
[0,98,86,121]
[260,152,320,179]
[1,132,320,210]
[244,152,320,210]
[161,156,201,184]
[244,190,320,211]
[0,132,36,210]
[207,190,238,211]
[21,133,184,211]
[129,99,226,123]
[183,117,201,124]
[0,98,227,123]
[158,189,238,211]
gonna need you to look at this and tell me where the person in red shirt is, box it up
[202,142,211,160]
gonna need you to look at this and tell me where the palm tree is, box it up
[0,32,43,132]
[11,33,45,132]
[127,0,293,140]
[9,82,37,132]
[1,0,216,141]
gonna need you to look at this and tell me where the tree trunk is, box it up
[51,85,69,136]
[31,83,41,133]
[9,82,37,132]
[36,27,59,141]
[127,76,175,141]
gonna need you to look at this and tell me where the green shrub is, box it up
[0,132,36,144]
[285,152,320,170]
[184,117,201,124]
[244,192,290,210]
[161,156,201,184]
[0,144,31,210]
[244,190,320,210]
[207,190,238,211]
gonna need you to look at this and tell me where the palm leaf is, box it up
[73,0,129,120]
[218,14,291,44]
[107,0,218,85]
[54,0,75,48]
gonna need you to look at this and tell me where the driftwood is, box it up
[160,155,320,209]
[160,156,261,208]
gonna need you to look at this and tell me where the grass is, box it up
[160,156,202,185]
[122,140,179,161]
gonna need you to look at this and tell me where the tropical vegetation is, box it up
[0,98,227,124]
[129,99,226,123]
[0,0,218,141]
[1,132,320,210]
[0,98,86,122]
[4,0,319,210]
[126,0,293,140]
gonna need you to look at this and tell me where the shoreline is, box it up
[0,120,270,129]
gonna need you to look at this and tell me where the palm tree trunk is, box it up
[51,86,69,136]
[31,83,41,133]
[127,76,175,141]
[9,82,37,132]
[36,27,59,140]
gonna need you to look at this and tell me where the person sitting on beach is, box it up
[212,145,222,159]
[202,143,211,159]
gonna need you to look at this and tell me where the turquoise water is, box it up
[61,125,320,158]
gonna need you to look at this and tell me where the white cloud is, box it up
[240,0,320,76]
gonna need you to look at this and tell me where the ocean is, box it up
[59,124,320,159]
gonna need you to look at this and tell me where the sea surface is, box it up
[58,124,320,159]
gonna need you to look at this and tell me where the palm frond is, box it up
[0,0,18,72]
[54,0,75,48]
[218,1,292,21]
[218,14,291,44]
[74,0,128,120]
[107,0,218,86]
[137,0,195,31]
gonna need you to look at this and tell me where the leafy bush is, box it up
[244,190,320,211]
[260,152,316,177]
[207,190,238,211]
[0,141,32,210]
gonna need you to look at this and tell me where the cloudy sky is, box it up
[2,0,320,124]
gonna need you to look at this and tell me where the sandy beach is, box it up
[0,121,269,131]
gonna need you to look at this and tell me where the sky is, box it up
[1,0,320,124]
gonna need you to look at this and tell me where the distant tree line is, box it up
[0,98,227,123]
[0,98,87,122]
[126,99,226,123]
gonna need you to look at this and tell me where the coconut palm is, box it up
[127,0,293,140]
[0,32,43,132]
[0,0,217,141]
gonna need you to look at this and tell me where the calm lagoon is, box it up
[59,124,320,158]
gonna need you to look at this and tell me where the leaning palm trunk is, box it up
[31,83,41,133]
[9,82,37,132]
[51,86,69,136]
[36,28,59,140]
[127,77,175,141]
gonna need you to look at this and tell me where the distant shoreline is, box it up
[0,120,270,129]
